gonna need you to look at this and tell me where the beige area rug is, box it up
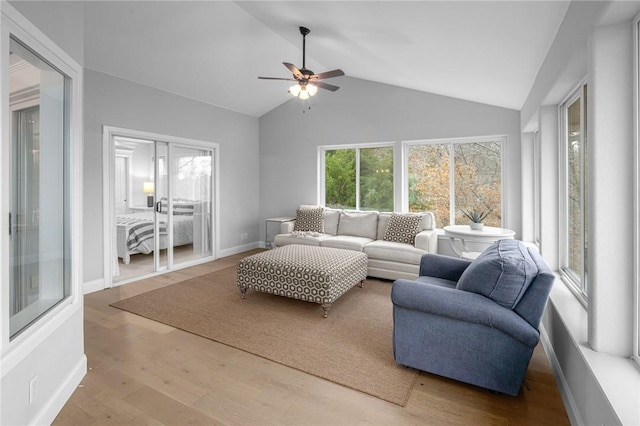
[111,266,418,406]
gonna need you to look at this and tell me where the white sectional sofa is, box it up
[274,206,441,280]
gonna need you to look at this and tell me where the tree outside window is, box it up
[324,146,393,211]
[407,138,503,227]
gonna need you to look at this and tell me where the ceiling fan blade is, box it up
[311,69,345,80]
[258,77,297,81]
[283,62,304,79]
[311,81,340,92]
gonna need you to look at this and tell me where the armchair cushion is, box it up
[456,239,538,309]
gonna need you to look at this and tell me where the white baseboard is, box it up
[31,354,86,426]
[218,241,260,258]
[83,278,104,295]
[539,325,582,426]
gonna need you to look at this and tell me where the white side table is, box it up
[443,225,515,259]
[265,216,296,249]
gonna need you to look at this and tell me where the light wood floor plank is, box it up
[54,250,570,425]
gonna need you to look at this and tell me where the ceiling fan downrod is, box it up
[300,26,310,72]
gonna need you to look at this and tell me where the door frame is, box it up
[101,125,220,290]
[114,151,131,215]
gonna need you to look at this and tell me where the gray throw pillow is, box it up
[383,213,423,245]
[293,207,324,233]
[456,239,538,309]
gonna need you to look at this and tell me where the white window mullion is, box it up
[355,148,361,210]
[448,143,456,226]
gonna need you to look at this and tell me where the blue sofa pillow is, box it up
[456,239,538,309]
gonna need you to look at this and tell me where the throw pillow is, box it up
[383,213,423,245]
[456,239,538,309]
[293,207,324,233]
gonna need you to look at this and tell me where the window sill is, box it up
[547,275,640,425]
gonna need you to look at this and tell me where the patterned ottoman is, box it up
[237,244,368,317]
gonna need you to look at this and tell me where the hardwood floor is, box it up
[54,250,570,425]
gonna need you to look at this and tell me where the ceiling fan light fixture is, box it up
[259,26,344,102]
[289,83,301,97]
[298,87,310,100]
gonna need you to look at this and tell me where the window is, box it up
[533,130,541,247]
[560,83,588,297]
[8,37,71,339]
[321,144,394,211]
[634,15,640,364]
[406,137,504,227]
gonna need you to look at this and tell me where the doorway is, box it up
[103,126,219,287]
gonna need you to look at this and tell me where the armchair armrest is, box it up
[391,279,539,347]
[419,253,471,282]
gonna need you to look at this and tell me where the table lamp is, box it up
[143,181,154,207]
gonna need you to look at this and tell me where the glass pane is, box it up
[325,149,356,209]
[171,146,213,265]
[454,142,502,227]
[567,97,583,281]
[407,144,450,226]
[112,138,156,282]
[360,147,393,211]
[9,37,69,338]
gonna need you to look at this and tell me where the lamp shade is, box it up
[143,181,154,194]
[289,84,301,97]
[307,84,318,96]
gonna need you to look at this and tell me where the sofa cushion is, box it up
[274,233,332,247]
[293,207,324,233]
[337,210,378,239]
[456,239,538,309]
[320,235,373,251]
[323,208,341,235]
[364,240,425,264]
[377,213,392,240]
[383,213,423,244]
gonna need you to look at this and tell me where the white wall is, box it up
[83,70,260,283]
[1,3,86,425]
[8,1,84,67]
[259,77,521,241]
[520,2,640,424]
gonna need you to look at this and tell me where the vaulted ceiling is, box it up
[83,1,572,117]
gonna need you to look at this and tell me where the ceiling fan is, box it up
[259,26,345,100]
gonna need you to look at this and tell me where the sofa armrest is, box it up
[391,279,539,347]
[280,221,295,233]
[419,253,471,282]
[414,229,441,253]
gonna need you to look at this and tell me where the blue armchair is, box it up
[391,239,554,396]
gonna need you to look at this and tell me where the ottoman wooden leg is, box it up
[359,280,364,288]
[321,303,331,318]
[240,287,247,299]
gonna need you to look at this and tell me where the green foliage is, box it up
[325,149,356,208]
[325,147,394,211]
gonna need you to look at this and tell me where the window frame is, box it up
[1,2,83,353]
[558,82,588,304]
[533,130,541,248]
[401,135,507,227]
[633,12,640,365]
[318,141,396,211]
